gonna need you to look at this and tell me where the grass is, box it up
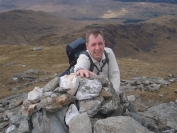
[0,45,69,98]
[0,45,177,107]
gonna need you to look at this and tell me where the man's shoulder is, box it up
[104,47,113,54]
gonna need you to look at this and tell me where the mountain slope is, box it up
[36,15,177,58]
[0,10,85,45]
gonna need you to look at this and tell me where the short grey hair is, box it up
[86,29,104,43]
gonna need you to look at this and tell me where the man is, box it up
[74,29,120,93]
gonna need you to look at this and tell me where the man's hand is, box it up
[76,69,96,78]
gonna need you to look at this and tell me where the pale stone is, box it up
[60,73,79,96]
[65,104,80,125]
[127,95,136,102]
[27,103,42,115]
[6,125,17,133]
[27,86,43,104]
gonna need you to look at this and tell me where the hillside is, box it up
[0,10,86,45]
[35,15,177,59]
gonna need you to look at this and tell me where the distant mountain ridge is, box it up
[0,10,86,45]
[0,0,177,22]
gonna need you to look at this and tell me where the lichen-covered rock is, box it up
[76,79,102,100]
[99,80,123,116]
[78,96,104,117]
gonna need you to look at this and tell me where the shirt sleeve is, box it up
[106,48,120,93]
[74,54,90,72]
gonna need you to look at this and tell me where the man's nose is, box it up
[95,44,99,49]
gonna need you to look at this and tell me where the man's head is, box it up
[86,29,105,62]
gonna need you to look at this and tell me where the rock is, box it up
[43,77,60,92]
[123,112,145,126]
[166,121,177,130]
[17,119,30,133]
[78,96,104,117]
[11,69,38,82]
[76,79,102,100]
[33,47,43,51]
[3,62,15,67]
[169,78,177,83]
[3,110,14,121]
[127,95,136,102]
[94,116,153,133]
[140,102,177,125]
[60,73,79,96]
[27,103,42,116]
[6,125,17,133]
[9,99,23,109]
[54,87,71,93]
[27,87,43,104]
[1,74,176,133]
[121,76,172,92]
[174,90,177,94]
[40,93,76,112]
[9,86,22,91]
[65,104,80,125]
[99,81,123,116]
[0,107,5,113]
[69,112,92,133]
[88,74,108,85]
[98,89,112,98]
[31,106,69,133]
[9,114,21,126]
[0,122,9,130]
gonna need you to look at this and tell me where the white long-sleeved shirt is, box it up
[74,47,120,93]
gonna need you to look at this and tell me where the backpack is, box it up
[59,38,109,77]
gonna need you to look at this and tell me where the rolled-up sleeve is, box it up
[74,54,90,72]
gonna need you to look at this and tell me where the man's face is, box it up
[86,34,105,62]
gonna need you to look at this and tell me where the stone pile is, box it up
[120,75,177,91]
[0,74,177,133]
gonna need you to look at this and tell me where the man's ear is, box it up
[86,43,89,49]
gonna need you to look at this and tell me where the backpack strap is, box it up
[81,50,109,74]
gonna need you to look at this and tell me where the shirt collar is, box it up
[86,50,106,63]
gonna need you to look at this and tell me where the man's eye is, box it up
[99,43,103,46]
[92,44,96,47]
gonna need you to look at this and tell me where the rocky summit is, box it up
[0,74,177,133]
